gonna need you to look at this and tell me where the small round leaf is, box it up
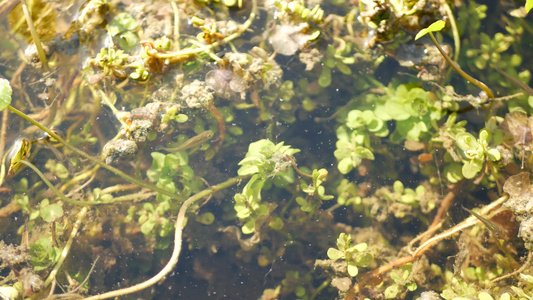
[40,204,63,223]
[347,263,358,277]
[327,248,344,260]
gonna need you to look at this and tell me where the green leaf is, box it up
[351,242,368,252]
[527,0,533,14]
[479,129,491,144]
[393,181,404,194]
[337,233,350,248]
[0,78,12,111]
[141,217,156,236]
[325,57,336,68]
[269,217,284,230]
[390,271,402,282]
[477,292,494,300]
[336,61,352,75]
[385,101,412,120]
[487,148,501,161]
[236,164,259,176]
[355,147,375,160]
[158,218,173,237]
[346,110,365,129]
[326,44,336,56]
[445,163,463,183]
[456,132,479,150]
[40,204,63,223]
[195,212,215,225]
[462,159,483,179]
[327,248,344,260]
[406,282,417,291]
[295,285,306,297]
[30,210,40,220]
[499,293,511,300]
[355,252,374,267]
[337,157,353,174]
[384,285,400,299]
[118,31,140,51]
[318,67,332,88]
[347,263,359,277]
[174,114,188,123]
[415,20,446,40]
[30,237,60,271]
[242,219,255,234]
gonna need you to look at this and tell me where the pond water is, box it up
[0,0,533,299]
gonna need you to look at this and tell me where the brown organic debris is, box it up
[503,172,533,249]
[268,23,312,56]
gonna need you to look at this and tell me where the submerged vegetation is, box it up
[1,0,533,299]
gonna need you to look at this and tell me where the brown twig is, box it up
[84,176,244,299]
[489,251,532,286]
[207,103,225,151]
[0,109,8,167]
[285,154,313,178]
[423,180,464,243]
[354,194,508,294]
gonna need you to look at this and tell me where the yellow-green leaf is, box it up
[415,20,446,40]
[327,248,344,260]
[0,78,12,111]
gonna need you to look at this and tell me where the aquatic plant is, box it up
[383,263,417,299]
[327,233,374,278]
[454,129,502,179]
[415,20,494,99]
[318,41,356,88]
[1,1,533,299]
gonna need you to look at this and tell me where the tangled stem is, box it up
[84,176,245,300]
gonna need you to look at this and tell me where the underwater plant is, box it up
[1,1,533,299]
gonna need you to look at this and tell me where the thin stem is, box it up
[489,251,532,286]
[423,180,463,243]
[441,0,460,61]
[310,279,331,300]
[356,194,508,292]
[171,1,180,50]
[8,105,184,201]
[20,160,103,206]
[20,0,49,71]
[111,191,157,203]
[148,0,257,60]
[0,109,8,187]
[60,165,99,193]
[84,175,245,300]
[428,32,494,99]
[286,155,312,178]
[207,103,225,151]
[43,207,88,288]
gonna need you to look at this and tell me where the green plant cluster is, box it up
[454,129,502,179]
[318,41,356,88]
[327,233,374,277]
[334,83,442,174]
[384,263,417,299]
[137,151,204,240]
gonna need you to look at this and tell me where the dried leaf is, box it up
[503,172,533,215]
[500,111,533,150]
[206,69,246,99]
[268,23,311,56]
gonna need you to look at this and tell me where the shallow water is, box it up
[0,0,532,299]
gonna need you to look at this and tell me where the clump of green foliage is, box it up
[327,233,374,277]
